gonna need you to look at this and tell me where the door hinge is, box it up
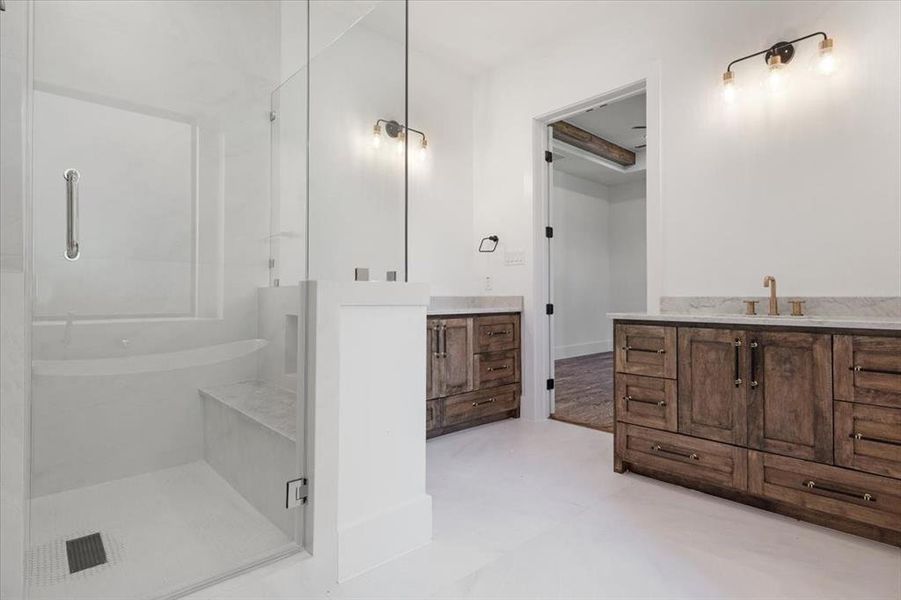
[546,378,555,390]
[545,226,553,238]
[269,110,278,122]
[544,150,553,163]
[546,303,554,315]
[286,477,308,508]
[268,258,276,269]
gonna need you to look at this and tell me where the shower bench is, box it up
[199,381,298,537]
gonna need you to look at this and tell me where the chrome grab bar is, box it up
[64,169,80,260]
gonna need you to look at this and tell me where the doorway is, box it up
[545,88,648,432]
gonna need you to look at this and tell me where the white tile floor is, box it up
[190,419,901,600]
[27,461,296,600]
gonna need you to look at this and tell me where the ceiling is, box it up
[563,93,647,150]
[408,1,615,75]
[553,92,647,187]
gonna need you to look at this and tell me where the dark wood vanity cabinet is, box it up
[677,327,748,446]
[426,313,521,438]
[746,331,833,463]
[614,320,901,546]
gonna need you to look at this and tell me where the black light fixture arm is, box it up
[375,118,426,143]
[726,31,828,72]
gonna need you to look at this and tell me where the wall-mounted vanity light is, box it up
[722,31,836,101]
[372,119,428,160]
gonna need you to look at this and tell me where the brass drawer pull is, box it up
[624,395,666,407]
[486,329,511,337]
[486,364,510,372]
[851,365,901,376]
[651,444,698,461]
[472,398,497,407]
[850,432,901,447]
[621,346,666,354]
[802,480,875,503]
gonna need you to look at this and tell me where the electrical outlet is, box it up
[484,275,493,291]
[504,250,525,266]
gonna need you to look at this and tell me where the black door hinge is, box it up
[545,226,553,238]
[546,378,555,390]
[546,303,554,315]
[544,150,553,163]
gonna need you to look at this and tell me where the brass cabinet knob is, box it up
[790,300,806,317]
[743,300,759,315]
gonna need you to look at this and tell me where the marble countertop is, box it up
[608,312,901,331]
[428,295,523,315]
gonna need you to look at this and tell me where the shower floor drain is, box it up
[66,532,107,574]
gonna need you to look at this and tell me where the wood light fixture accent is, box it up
[551,121,636,167]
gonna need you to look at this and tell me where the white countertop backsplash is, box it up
[611,296,901,330]
[428,296,523,315]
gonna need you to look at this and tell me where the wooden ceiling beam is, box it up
[551,121,636,167]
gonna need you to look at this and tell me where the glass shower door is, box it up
[27,2,304,598]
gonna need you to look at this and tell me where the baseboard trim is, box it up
[554,339,612,360]
[336,494,432,581]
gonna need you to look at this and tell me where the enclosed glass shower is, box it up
[25,1,407,598]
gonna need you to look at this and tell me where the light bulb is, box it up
[815,37,836,75]
[766,55,787,92]
[371,123,382,148]
[722,70,737,102]
[395,131,405,156]
[418,137,428,162]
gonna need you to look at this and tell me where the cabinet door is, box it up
[747,331,832,463]
[426,319,441,400]
[834,335,901,408]
[439,317,474,396]
[678,327,747,445]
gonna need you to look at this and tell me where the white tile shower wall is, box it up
[0,0,27,273]
[30,354,258,497]
[1,1,29,597]
[1,273,27,600]
[257,286,301,392]
[25,1,283,495]
[472,1,901,418]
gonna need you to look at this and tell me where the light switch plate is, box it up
[504,250,525,266]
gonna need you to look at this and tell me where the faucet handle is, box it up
[743,300,759,315]
[790,300,806,317]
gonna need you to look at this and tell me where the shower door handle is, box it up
[64,169,80,260]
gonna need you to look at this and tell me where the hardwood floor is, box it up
[552,352,614,432]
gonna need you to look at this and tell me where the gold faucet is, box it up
[763,275,779,315]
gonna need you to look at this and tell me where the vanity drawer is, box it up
[474,350,520,389]
[475,314,520,352]
[834,335,901,408]
[615,374,677,431]
[749,451,901,532]
[443,384,519,427]
[614,324,676,379]
[617,423,747,490]
[835,401,901,478]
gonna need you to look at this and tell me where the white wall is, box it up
[609,178,647,313]
[276,1,479,292]
[552,173,646,359]
[552,172,612,358]
[472,1,901,418]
